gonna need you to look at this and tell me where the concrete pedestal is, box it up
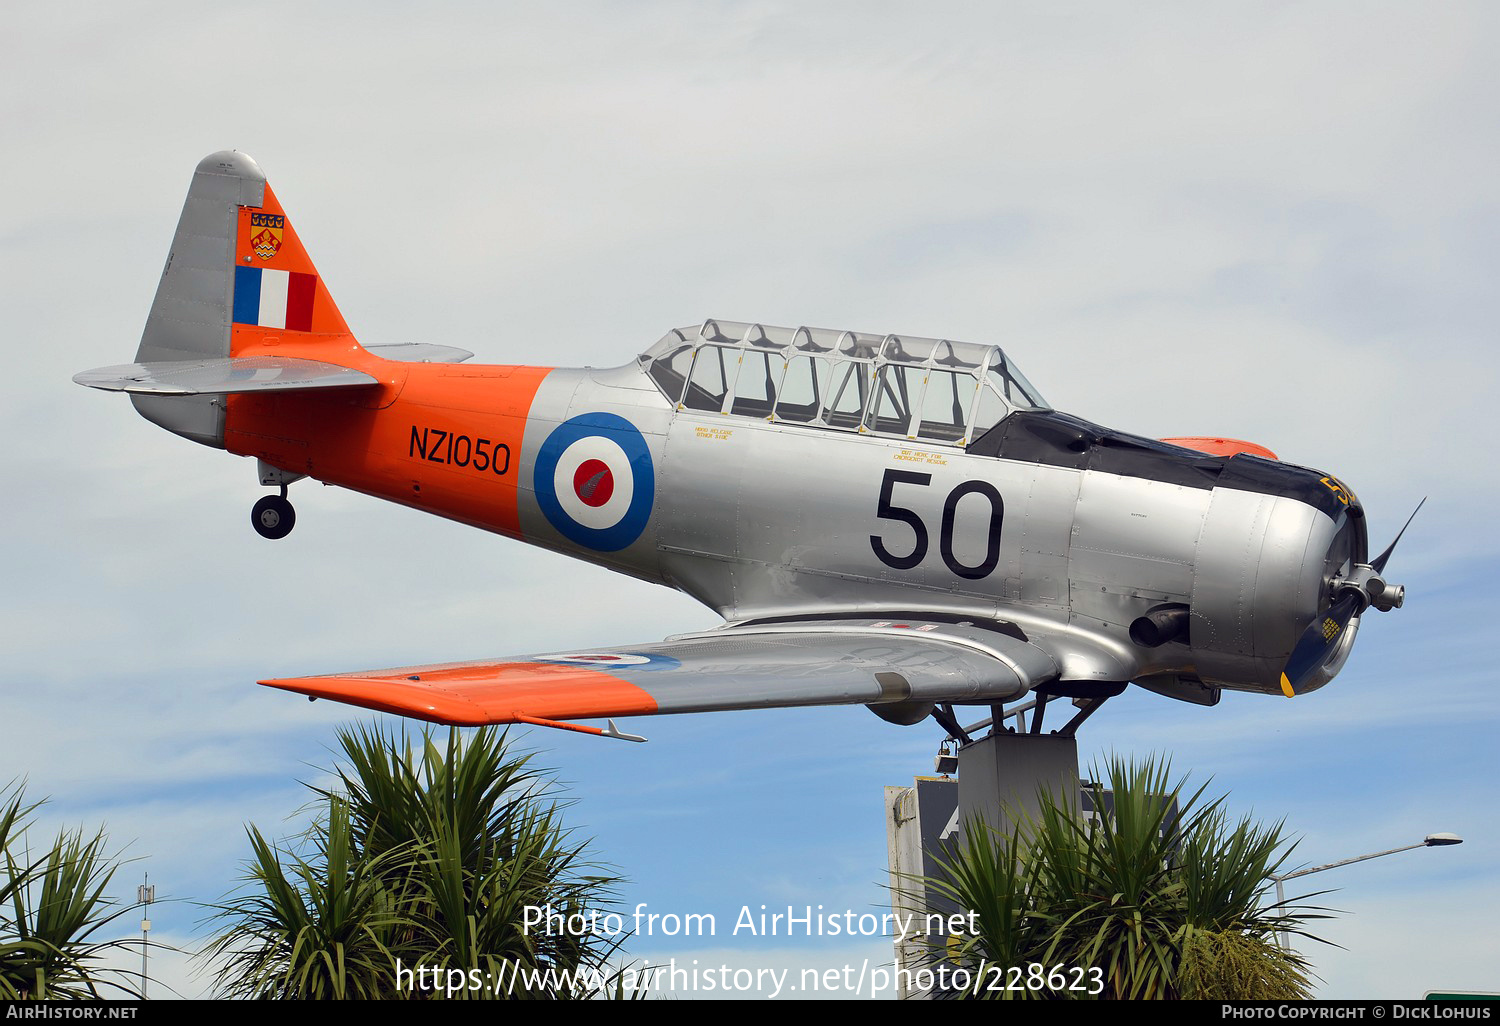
[956,731,1079,840]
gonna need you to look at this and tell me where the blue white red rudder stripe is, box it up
[233,266,317,330]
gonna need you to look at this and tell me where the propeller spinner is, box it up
[1280,499,1424,697]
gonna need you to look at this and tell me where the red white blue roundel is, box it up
[534,413,655,552]
[536,652,682,671]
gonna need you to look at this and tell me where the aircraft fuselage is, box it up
[221,347,1364,700]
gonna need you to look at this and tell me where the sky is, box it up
[3,0,1496,1000]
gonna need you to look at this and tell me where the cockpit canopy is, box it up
[640,319,1049,447]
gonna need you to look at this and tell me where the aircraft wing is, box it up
[260,619,1058,736]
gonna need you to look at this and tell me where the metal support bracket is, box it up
[258,459,307,489]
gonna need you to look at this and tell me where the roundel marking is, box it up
[537,652,683,671]
[534,413,655,551]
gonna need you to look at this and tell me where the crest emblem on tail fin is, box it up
[249,212,284,260]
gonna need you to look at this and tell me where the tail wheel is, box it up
[251,495,296,540]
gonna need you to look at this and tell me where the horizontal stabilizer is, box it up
[260,618,1058,727]
[73,356,378,395]
[364,343,473,364]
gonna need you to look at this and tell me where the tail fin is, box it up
[122,151,359,446]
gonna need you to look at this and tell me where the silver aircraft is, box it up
[75,152,1415,740]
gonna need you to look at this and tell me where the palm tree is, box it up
[1,781,144,999]
[202,797,409,999]
[1174,802,1326,999]
[924,757,1322,1000]
[206,724,626,999]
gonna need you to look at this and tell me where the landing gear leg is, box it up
[251,486,296,540]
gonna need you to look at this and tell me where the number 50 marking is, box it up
[870,468,1004,580]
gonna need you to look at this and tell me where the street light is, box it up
[1269,833,1463,948]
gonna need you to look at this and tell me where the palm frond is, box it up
[0,781,145,999]
[205,724,624,999]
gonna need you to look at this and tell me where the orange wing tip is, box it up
[260,676,496,726]
[260,662,660,726]
[1162,436,1279,460]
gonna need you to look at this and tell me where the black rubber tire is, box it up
[251,495,296,540]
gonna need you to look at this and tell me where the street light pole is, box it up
[1269,833,1462,949]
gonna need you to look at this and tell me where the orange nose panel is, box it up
[1161,436,1279,460]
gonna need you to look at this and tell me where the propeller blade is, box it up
[1282,497,1424,696]
[1280,590,1363,697]
[1371,497,1426,574]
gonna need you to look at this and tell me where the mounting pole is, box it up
[137,875,155,999]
